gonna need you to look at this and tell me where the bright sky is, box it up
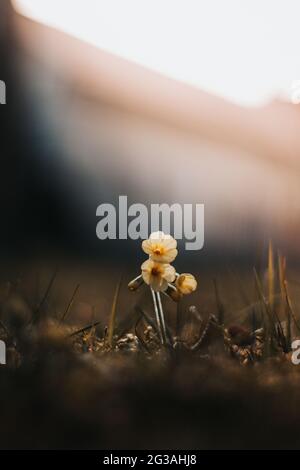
[14,0,300,106]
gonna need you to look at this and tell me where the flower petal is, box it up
[150,276,166,292]
[161,248,178,263]
[149,231,165,240]
[163,264,176,283]
[142,239,152,255]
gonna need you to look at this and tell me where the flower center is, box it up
[151,266,161,276]
[153,247,163,255]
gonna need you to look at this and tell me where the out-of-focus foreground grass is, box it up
[1,246,300,449]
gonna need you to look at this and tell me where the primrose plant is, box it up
[128,231,197,346]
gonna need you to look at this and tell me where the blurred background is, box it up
[2,0,300,319]
[3,0,300,257]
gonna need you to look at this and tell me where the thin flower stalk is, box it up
[128,231,197,346]
[151,288,164,344]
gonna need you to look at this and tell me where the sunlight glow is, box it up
[13,0,300,106]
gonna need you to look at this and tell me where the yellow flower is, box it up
[141,259,176,292]
[142,231,178,263]
[175,273,197,295]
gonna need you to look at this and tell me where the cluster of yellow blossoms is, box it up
[140,231,197,297]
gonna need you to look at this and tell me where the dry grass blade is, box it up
[60,284,80,324]
[233,295,280,324]
[86,307,97,344]
[213,278,225,325]
[254,268,286,353]
[134,316,150,353]
[108,276,122,347]
[32,268,58,323]
[278,255,291,348]
[251,309,257,334]
[253,268,267,305]
[283,280,300,334]
[254,268,275,328]
[268,240,274,310]
[267,250,285,340]
[134,305,159,335]
[253,267,274,353]
[278,254,286,298]
[69,321,101,337]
